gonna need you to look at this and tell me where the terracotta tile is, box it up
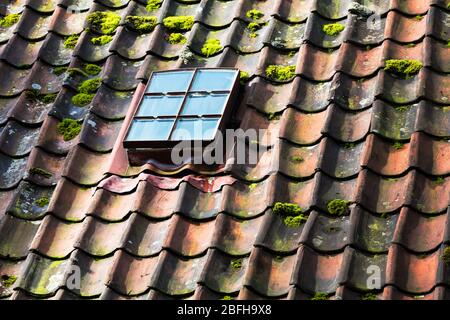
[386,244,440,293]
[164,215,216,256]
[292,245,343,293]
[107,250,159,296]
[151,251,207,295]
[393,207,446,252]
[30,215,83,259]
[244,248,296,296]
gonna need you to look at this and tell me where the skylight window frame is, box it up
[123,67,240,149]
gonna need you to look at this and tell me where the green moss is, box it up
[221,295,233,300]
[442,247,450,266]
[146,0,162,12]
[327,199,349,215]
[248,22,263,32]
[63,35,79,49]
[265,65,295,81]
[322,23,345,36]
[231,258,243,269]
[0,13,21,28]
[167,32,186,44]
[67,67,89,77]
[126,15,157,33]
[384,59,423,79]
[239,70,249,82]
[311,292,329,300]
[344,142,355,149]
[78,78,102,93]
[393,142,404,150]
[283,215,307,228]
[434,177,445,185]
[273,202,307,227]
[290,156,304,162]
[163,16,194,31]
[87,11,121,35]
[414,15,424,21]
[362,293,377,300]
[267,112,281,121]
[84,64,102,76]
[91,35,113,45]
[29,167,52,179]
[72,93,95,106]
[246,9,264,20]
[35,197,50,207]
[39,93,57,104]
[201,38,222,57]
[248,183,257,191]
[53,66,68,76]
[0,275,17,288]
[57,118,82,141]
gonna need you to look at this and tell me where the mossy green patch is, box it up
[384,59,423,79]
[72,93,95,106]
[39,93,57,104]
[434,177,445,185]
[322,23,345,36]
[201,38,222,57]
[239,70,250,82]
[78,78,102,93]
[0,13,21,28]
[442,247,450,266]
[290,156,304,163]
[248,22,263,32]
[35,197,50,207]
[327,199,349,215]
[231,258,243,269]
[91,35,113,45]
[362,293,377,300]
[57,118,82,141]
[64,35,79,49]
[273,202,307,228]
[146,0,162,12]
[67,67,88,77]
[167,32,186,44]
[221,295,233,300]
[163,16,194,31]
[0,275,17,288]
[53,67,68,76]
[246,9,264,20]
[311,292,329,300]
[29,167,52,178]
[84,64,102,76]
[392,142,404,150]
[126,15,157,33]
[87,11,121,35]
[265,65,296,81]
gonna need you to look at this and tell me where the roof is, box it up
[0,0,449,300]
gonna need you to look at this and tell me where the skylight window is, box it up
[123,68,239,149]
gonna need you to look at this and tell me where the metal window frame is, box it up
[123,67,240,149]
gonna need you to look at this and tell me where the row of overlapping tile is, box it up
[0,0,449,300]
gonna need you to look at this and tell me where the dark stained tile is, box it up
[7,181,53,220]
[0,214,40,259]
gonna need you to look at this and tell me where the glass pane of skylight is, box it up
[171,118,219,141]
[137,95,184,117]
[147,71,193,93]
[126,119,174,141]
[181,93,228,116]
[190,70,236,91]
